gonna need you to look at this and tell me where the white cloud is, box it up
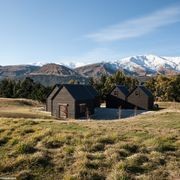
[87,5,180,42]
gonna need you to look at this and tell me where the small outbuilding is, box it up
[127,86,154,110]
[47,84,98,119]
[106,85,132,109]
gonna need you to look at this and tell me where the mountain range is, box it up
[76,55,180,77]
[0,55,179,86]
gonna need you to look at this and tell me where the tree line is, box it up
[0,72,179,103]
[0,78,51,103]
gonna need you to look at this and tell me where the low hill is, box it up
[0,64,88,86]
[0,65,39,79]
[0,98,179,179]
[28,63,88,86]
[30,63,79,76]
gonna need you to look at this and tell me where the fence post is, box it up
[119,106,122,119]
[134,106,137,116]
[86,107,90,120]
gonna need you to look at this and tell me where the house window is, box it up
[135,90,140,96]
[79,104,86,113]
[114,90,118,96]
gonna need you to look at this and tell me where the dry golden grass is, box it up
[0,98,179,179]
[0,98,52,119]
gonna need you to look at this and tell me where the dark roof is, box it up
[128,86,154,97]
[116,85,129,96]
[46,84,62,99]
[63,84,94,100]
[50,84,98,101]
[85,85,99,97]
[138,86,154,97]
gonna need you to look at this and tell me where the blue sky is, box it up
[0,0,180,66]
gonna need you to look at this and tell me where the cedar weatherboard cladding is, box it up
[127,86,154,110]
[106,85,154,110]
[52,86,75,118]
[46,84,61,112]
[106,86,132,109]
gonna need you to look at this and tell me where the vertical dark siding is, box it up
[128,87,151,110]
[106,87,130,109]
[52,87,75,119]
[46,86,59,112]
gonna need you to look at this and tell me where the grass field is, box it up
[0,98,179,179]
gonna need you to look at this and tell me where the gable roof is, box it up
[64,84,95,100]
[85,85,99,97]
[109,85,129,96]
[138,86,154,97]
[128,86,153,97]
[50,84,98,101]
[46,84,62,99]
[116,85,129,96]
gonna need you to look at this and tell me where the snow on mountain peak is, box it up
[113,54,180,75]
[30,54,180,76]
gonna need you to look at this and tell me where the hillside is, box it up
[29,63,88,86]
[30,63,79,76]
[0,65,39,79]
[0,98,179,179]
[0,64,88,86]
[75,62,133,77]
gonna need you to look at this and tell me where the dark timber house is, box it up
[106,85,154,110]
[127,86,154,110]
[106,85,132,109]
[47,84,98,119]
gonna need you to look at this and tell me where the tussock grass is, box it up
[16,142,36,154]
[0,99,179,179]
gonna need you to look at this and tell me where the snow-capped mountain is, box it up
[1,55,180,81]
[75,55,180,77]
[113,55,180,75]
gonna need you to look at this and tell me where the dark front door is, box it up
[59,105,68,119]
